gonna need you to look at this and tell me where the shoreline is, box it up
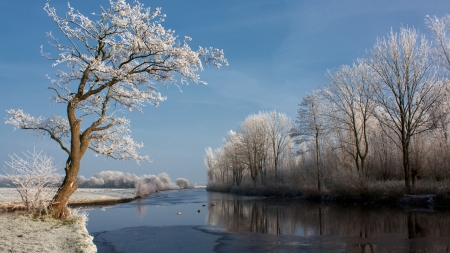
[0,188,139,212]
[0,187,206,211]
[0,188,142,253]
[206,186,450,209]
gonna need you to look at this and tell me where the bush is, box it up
[77,171,137,188]
[3,149,60,214]
[134,173,178,197]
[175,178,189,189]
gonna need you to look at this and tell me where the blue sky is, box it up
[1,0,450,184]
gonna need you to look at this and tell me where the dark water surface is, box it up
[85,189,450,252]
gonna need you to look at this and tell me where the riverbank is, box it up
[207,179,450,208]
[0,188,138,253]
[0,212,97,253]
[0,188,137,211]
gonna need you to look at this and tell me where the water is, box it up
[85,188,209,233]
[84,189,450,252]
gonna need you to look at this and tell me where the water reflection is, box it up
[135,198,147,218]
[206,192,450,252]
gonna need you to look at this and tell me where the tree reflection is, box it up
[207,192,450,252]
[135,198,147,218]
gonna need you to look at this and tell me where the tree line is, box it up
[205,16,450,198]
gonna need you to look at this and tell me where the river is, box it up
[85,188,450,252]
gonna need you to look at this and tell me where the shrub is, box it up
[175,178,189,189]
[3,149,60,214]
[134,173,178,197]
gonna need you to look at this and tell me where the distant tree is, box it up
[426,15,450,153]
[239,113,269,186]
[214,147,231,184]
[204,147,217,183]
[324,60,377,177]
[262,111,294,183]
[5,0,227,219]
[426,15,450,71]
[158,173,171,184]
[175,178,189,189]
[293,91,327,193]
[222,130,246,186]
[367,27,444,192]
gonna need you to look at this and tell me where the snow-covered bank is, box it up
[0,188,137,210]
[68,188,137,206]
[0,188,139,253]
[0,213,96,253]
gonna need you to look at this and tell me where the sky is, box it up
[1,0,450,185]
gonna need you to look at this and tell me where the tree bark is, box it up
[402,141,412,193]
[49,102,84,219]
[315,130,321,194]
[50,160,80,219]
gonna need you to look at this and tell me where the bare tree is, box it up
[222,130,246,186]
[5,0,227,218]
[204,147,217,183]
[239,113,269,186]
[4,149,60,214]
[426,15,450,164]
[324,60,377,177]
[367,27,444,192]
[293,91,327,193]
[262,111,294,183]
[426,15,450,71]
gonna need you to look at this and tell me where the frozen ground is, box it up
[0,213,97,253]
[67,188,136,205]
[0,188,137,253]
[0,188,137,209]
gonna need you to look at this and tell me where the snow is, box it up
[67,188,137,205]
[0,188,137,252]
[0,213,96,253]
[0,188,137,209]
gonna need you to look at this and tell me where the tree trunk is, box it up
[50,161,80,219]
[315,132,321,194]
[402,141,412,193]
[50,102,84,219]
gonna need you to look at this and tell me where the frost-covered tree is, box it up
[222,130,246,186]
[204,147,217,183]
[367,27,443,192]
[5,0,227,218]
[293,91,327,193]
[426,15,450,71]
[239,113,270,186]
[175,178,189,189]
[262,111,294,182]
[324,60,377,176]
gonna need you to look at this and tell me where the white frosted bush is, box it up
[3,149,60,213]
[134,173,178,197]
[176,178,190,189]
[158,173,171,184]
